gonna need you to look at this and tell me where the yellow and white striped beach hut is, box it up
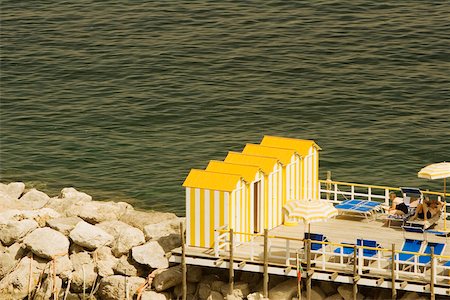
[224,152,283,231]
[206,160,266,234]
[242,144,301,205]
[183,169,247,248]
[260,136,321,201]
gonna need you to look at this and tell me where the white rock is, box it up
[70,251,97,293]
[337,285,363,300]
[0,219,39,246]
[60,187,92,202]
[207,291,224,300]
[96,220,145,257]
[0,255,47,298]
[20,188,50,208]
[44,255,73,280]
[220,282,249,299]
[75,201,132,224]
[0,209,21,225]
[46,216,83,235]
[141,291,171,300]
[268,278,298,300]
[94,246,117,277]
[113,255,146,277]
[0,243,26,278]
[0,182,25,199]
[247,292,264,300]
[69,221,114,250]
[98,275,146,300]
[119,210,177,231]
[20,208,60,226]
[143,217,185,240]
[131,241,168,268]
[24,227,70,259]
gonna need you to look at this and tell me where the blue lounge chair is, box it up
[393,239,424,272]
[333,239,381,264]
[335,199,383,220]
[304,232,328,251]
[418,242,446,265]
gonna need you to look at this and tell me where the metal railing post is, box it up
[228,229,234,296]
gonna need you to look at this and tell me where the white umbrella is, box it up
[283,199,338,233]
[418,162,450,230]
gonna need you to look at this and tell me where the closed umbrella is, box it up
[418,162,450,230]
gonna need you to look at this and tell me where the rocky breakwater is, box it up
[0,181,184,300]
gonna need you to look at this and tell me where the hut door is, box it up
[254,181,261,233]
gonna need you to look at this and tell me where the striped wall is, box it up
[264,165,283,230]
[285,156,301,202]
[186,180,251,248]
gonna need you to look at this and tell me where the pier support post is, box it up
[353,245,358,300]
[391,244,396,299]
[229,229,234,296]
[431,247,435,300]
[263,229,269,299]
[306,239,311,300]
[180,222,187,300]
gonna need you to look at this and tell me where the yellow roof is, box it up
[224,152,280,175]
[182,169,243,192]
[206,160,263,183]
[242,144,298,165]
[260,135,321,156]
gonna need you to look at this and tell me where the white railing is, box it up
[213,228,450,287]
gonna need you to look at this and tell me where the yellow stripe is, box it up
[220,191,224,226]
[190,188,196,246]
[199,188,205,247]
[210,191,215,248]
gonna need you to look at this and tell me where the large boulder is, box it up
[0,219,39,246]
[0,255,47,298]
[187,265,203,283]
[44,255,73,280]
[97,275,146,300]
[220,281,249,299]
[47,216,83,236]
[0,243,26,279]
[20,208,60,226]
[94,246,117,277]
[70,251,97,293]
[153,265,182,292]
[33,275,62,300]
[0,182,25,199]
[157,233,182,253]
[119,210,177,231]
[96,220,145,257]
[141,291,171,300]
[337,285,363,300]
[174,282,198,298]
[69,221,114,250]
[19,188,50,209]
[24,227,70,259]
[268,278,298,300]
[113,255,147,277]
[60,187,92,202]
[131,241,168,269]
[72,201,132,224]
[0,209,21,225]
[143,217,185,240]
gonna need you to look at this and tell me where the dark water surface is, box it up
[1,1,449,215]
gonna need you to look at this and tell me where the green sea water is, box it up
[1,1,449,215]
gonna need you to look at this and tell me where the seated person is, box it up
[388,191,408,216]
[410,197,443,221]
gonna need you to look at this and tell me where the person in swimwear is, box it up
[411,197,443,221]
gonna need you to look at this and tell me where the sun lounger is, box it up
[394,239,425,271]
[333,239,381,264]
[402,242,446,273]
[386,187,423,228]
[304,232,329,259]
[335,199,383,220]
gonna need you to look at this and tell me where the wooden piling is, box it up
[353,245,358,300]
[180,222,187,300]
[391,244,396,299]
[431,247,435,300]
[306,239,311,300]
[263,229,269,299]
[229,228,234,296]
[326,171,332,201]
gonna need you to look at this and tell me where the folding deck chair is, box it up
[335,199,383,220]
[304,232,329,258]
[333,239,381,264]
[394,239,425,272]
[386,187,423,228]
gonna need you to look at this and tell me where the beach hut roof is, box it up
[242,144,299,165]
[206,160,264,183]
[224,152,280,175]
[183,169,243,192]
[261,135,321,156]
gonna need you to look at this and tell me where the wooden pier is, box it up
[170,215,450,298]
